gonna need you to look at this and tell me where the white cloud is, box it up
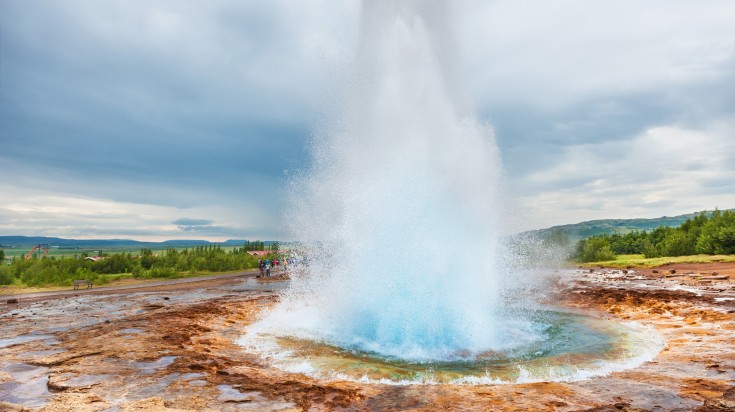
[0,183,277,241]
[458,0,735,111]
[511,120,735,230]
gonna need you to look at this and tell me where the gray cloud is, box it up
[173,218,230,234]
[172,218,214,226]
[1,0,734,239]
[0,0,339,239]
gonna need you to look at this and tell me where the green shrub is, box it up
[146,266,178,278]
[594,245,616,261]
[0,267,13,285]
[577,237,617,262]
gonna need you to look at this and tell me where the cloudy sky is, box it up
[1,0,734,241]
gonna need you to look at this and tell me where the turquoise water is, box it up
[243,310,663,384]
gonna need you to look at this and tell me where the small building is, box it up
[248,251,270,257]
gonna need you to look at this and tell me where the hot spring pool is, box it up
[239,309,664,384]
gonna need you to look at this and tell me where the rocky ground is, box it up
[0,265,734,411]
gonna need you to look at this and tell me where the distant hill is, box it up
[0,236,277,249]
[4,210,729,251]
[532,210,731,242]
[0,236,142,248]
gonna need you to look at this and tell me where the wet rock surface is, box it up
[0,268,733,411]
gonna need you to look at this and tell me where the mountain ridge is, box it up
[0,236,268,249]
[2,209,731,248]
[531,209,732,242]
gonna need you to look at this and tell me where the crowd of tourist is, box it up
[258,258,290,276]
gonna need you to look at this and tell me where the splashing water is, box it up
[261,1,513,361]
[242,1,663,377]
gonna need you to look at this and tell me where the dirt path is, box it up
[0,265,733,411]
[0,270,260,313]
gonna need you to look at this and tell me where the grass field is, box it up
[0,269,252,295]
[1,245,244,261]
[2,247,140,260]
[579,254,735,268]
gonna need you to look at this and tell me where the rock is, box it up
[54,393,110,410]
[217,385,253,403]
[6,298,18,304]
[121,397,168,410]
[652,270,659,274]
[0,401,26,411]
[163,296,170,300]
[700,398,735,410]
[29,350,103,367]
[47,374,72,392]
[668,269,676,274]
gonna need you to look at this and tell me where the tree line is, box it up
[0,242,280,287]
[575,210,735,262]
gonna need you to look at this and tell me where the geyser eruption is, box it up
[242,1,664,382]
[257,1,524,361]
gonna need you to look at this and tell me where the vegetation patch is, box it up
[0,243,281,287]
[579,254,735,269]
[574,210,735,263]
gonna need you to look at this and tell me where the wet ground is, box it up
[0,267,733,411]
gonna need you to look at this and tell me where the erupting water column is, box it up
[242,2,666,383]
[251,1,542,362]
